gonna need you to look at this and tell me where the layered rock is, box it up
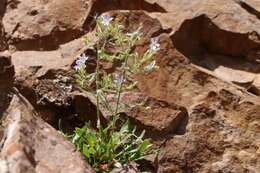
[0,1,259,172]
[2,0,91,50]
[0,55,94,173]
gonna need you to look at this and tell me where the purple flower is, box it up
[78,53,88,62]
[113,73,124,85]
[74,53,88,71]
[100,15,113,26]
[149,37,160,51]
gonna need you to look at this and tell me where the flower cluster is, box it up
[74,53,88,71]
[149,37,160,51]
[100,15,113,26]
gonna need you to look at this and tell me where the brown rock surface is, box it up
[158,90,260,173]
[2,0,91,50]
[147,0,260,95]
[0,52,14,115]
[0,1,260,172]
[0,54,94,173]
[0,92,94,173]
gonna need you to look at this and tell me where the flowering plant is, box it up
[72,14,160,172]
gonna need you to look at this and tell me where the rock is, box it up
[0,52,14,90]
[0,52,94,173]
[0,0,6,18]
[214,66,256,84]
[145,0,260,94]
[130,21,260,172]
[0,52,14,115]
[0,4,259,173]
[12,36,85,77]
[90,0,166,14]
[158,90,260,173]
[108,10,162,39]
[0,22,7,51]
[2,0,91,50]
[0,92,94,173]
[119,92,188,139]
[251,74,260,95]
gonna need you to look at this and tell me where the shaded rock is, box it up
[89,0,166,14]
[0,52,14,115]
[0,92,94,173]
[0,52,14,90]
[83,0,166,30]
[0,22,7,51]
[0,0,6,18]
[15,69,76,127]
[3,0,91,51]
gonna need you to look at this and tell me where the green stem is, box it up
[113,48,131,126]
[95,47,101,130]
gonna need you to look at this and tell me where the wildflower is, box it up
[149,37,160,51]
[74,53,88,71]
[144,60,158,73]
[113,74,124,85]
[100,15,113,26]
[78,53,88,62]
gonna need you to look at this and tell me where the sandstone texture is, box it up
[0,0,260,173]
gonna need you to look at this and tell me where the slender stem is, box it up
[114,48,130,124]
[95,46,101,130]
[96,38,108,130]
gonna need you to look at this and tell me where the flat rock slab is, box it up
[118,92,188,138]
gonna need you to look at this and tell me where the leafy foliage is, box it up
[73,121,152,172]
[72,14,160,172]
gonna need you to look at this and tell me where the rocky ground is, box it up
[0,0,260,172]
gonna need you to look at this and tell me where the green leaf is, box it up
[139,139,151,154]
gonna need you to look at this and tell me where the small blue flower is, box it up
[74,64,81,71]
[149,37,160,51]
[78,53,88,63]
[100,15,113,26]
[74,53,88,71]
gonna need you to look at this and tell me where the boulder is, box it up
[0,92,95,173]
[2,0,91,50]
[158,90,260,173]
